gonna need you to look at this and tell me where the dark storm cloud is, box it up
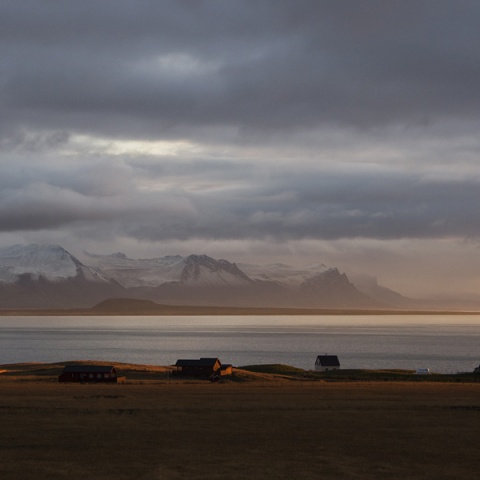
[1,0,480,254]
[181,170,480,242]
[2,0,480,142]
[2,157,479,243]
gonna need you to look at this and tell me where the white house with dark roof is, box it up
[315,354,340,372]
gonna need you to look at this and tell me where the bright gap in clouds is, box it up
[66,134,202,157]
[150,53,219,76]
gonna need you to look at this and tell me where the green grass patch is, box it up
[238,364,307,376]
[238,365,480,383]
[311,369,480,382]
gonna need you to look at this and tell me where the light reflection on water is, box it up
[1,315,479,373]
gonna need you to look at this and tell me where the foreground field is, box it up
[1,365,479,479]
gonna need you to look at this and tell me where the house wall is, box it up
[315,365,339,372]
[220,365,232,376]
[178,366,218,377]
[176,360,222,377]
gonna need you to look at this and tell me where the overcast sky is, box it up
[1,1,480,298]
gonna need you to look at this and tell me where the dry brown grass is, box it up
[1,365,479,479]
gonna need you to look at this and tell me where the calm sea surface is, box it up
[1,315,479,373]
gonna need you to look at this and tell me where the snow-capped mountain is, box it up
[0,244,111,283]
[239,262,330,287]
[81,251,380,309]
[0,244,125,308]
[81,252,187,288]
[0,244,396,309]
[83,252,252,288]
[180,255,252,286]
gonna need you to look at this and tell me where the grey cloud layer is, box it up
[1,1,480,247]
[1,157,479,242]
[2,1,480,141]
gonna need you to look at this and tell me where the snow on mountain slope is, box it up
[83,252,186,288]
[0,244,405,309]
[83,252,252,288]
[239,261,330,287]
[84,251,335,290]
[0,244,111,283]
[181,255,252,287]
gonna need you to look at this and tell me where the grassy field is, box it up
[1,363,479,479]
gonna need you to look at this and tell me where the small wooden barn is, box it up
[220,364,233,376]
[315,354,340,372]
[174,357,225,378]
[58,365,126,383]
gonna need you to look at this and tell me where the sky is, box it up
[1,0,480,299]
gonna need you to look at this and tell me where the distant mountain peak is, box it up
[181,254,252,286]
[0,243,427,310]
[0,243,112,284]
[82,251,252,288]
[0,243,80,282]
[0,244,126,308]
[239,261,330,288]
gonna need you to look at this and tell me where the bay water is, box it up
[1,315,479,374]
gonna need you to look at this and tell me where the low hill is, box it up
[0,296,475,316]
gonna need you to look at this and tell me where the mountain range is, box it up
[0,243,469,311]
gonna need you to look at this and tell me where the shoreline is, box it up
[2,297,479,316]
[1,305,480,316]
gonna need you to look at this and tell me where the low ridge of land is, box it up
[1,296,478,315]
[1,361,479,383]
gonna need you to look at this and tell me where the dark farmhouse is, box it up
[58,365,126,383]
[175,357,231,379]
[315,354,340,372]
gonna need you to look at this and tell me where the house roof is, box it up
[62,365,116,374]
[175,358,221,367]
[315,355,340,367]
